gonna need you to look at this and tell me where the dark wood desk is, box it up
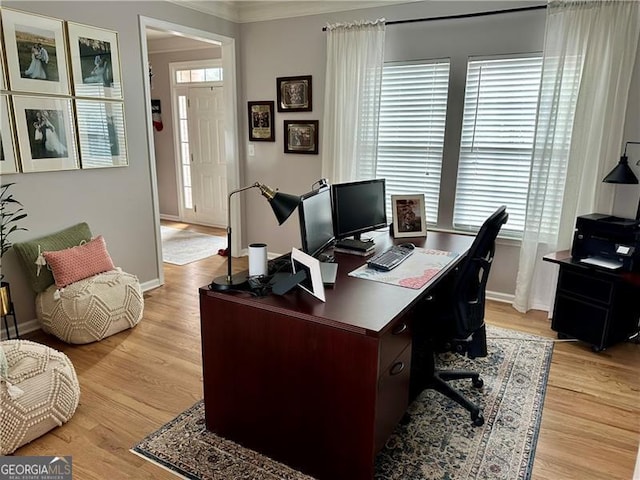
[199,232,473,480]
[544,250,640,351]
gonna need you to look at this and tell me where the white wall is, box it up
[1,1,238,333]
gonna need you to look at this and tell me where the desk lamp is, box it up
[603,141,640,220]
[210,182,300,291]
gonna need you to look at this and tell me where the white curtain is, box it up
[513,0,640,313]
[321,19,385,183]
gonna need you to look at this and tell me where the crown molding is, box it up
[168,0,421,24]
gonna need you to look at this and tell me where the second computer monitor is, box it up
[331,178,387,240]
[299,186,335,258]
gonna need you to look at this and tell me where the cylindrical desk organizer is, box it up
[248,243,268,277]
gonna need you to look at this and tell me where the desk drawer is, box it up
[379,316,412,372]
[375,343,411,452]
[558,269,613,305]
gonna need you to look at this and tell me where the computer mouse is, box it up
[399,242,415,250]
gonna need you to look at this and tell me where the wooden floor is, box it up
[18,221,639,479]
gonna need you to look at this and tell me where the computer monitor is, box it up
[298,186,335,258]
[331,178,387,240]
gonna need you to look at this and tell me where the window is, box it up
[177,95,192,209]
[454,56,543,237]
[376,60,450,223]
[175,67,222,84]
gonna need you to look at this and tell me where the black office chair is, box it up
[410,205,508,426]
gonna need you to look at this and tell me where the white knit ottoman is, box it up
[0,340,80,455]
[36,269,144,344]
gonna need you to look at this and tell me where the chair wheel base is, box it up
[472,412,485,426]
[472,377,484,388]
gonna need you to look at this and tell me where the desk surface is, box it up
[201,230,474,336]
[543,250,640,287]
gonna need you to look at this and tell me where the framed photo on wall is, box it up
[248,101,275,142]
[67,22,122,99]
[12,95,79,173]
[276,75,312,112]
[76,99,128,168]
[1,9,70,95]
[0,95,19,175]
[391,194,427,238]
[284,120,318,154]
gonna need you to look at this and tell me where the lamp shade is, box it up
[269,191,301,225]
[602,155,639,184]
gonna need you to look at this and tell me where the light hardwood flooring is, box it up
[18,221,640,479]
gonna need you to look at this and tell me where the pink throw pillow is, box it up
[43,235,115,288]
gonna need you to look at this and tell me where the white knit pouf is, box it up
[0,340,80,455]
[35,269,144,344]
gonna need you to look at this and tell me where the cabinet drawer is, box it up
[558,269,613,305]
[379,317,411,372]
[375,344,411,452]
[552,294,608,346]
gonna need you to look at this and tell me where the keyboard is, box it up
[367,245,415,271]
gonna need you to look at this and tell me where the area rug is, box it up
[160,226,227,265]
[132,325,553,480]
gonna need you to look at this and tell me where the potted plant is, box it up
[0,183,28,317]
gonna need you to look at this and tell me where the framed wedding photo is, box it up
[67,22,122,99]
[0,95,19,175]
[1,9,69,95]
[284,120,318,154]
[76,99,128,168]
[391,194,427,238]
[276,75,312,112]
[12,95,79,173]
[248,101,275,142]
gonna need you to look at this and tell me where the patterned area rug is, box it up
[132,325,553,480]
[160,226,226,265]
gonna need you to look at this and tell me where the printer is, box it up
[571,214,640,272]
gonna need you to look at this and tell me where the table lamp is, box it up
[602,141,640,220]
[210,182,300,291]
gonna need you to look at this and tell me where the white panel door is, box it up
[186,86,227,226]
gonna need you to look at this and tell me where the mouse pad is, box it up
[348,248,459,289]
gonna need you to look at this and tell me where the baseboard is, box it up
[486,290,514,304]
[140,278,162,292]
[1,318,41,340]
[160,214,181,221]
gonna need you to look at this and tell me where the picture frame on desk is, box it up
[392,194,427,238]
[291,247,325,302]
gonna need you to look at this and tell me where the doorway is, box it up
[139,17,241,286]
[170,61,228,227]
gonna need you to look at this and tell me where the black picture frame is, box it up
[284,120,318,155]
[276,75,312,112]
[248,101,275,142]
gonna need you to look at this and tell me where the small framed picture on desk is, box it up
[392,194,427,238]
[291,248,325,302]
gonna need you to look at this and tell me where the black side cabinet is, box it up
[544,252,640,352]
